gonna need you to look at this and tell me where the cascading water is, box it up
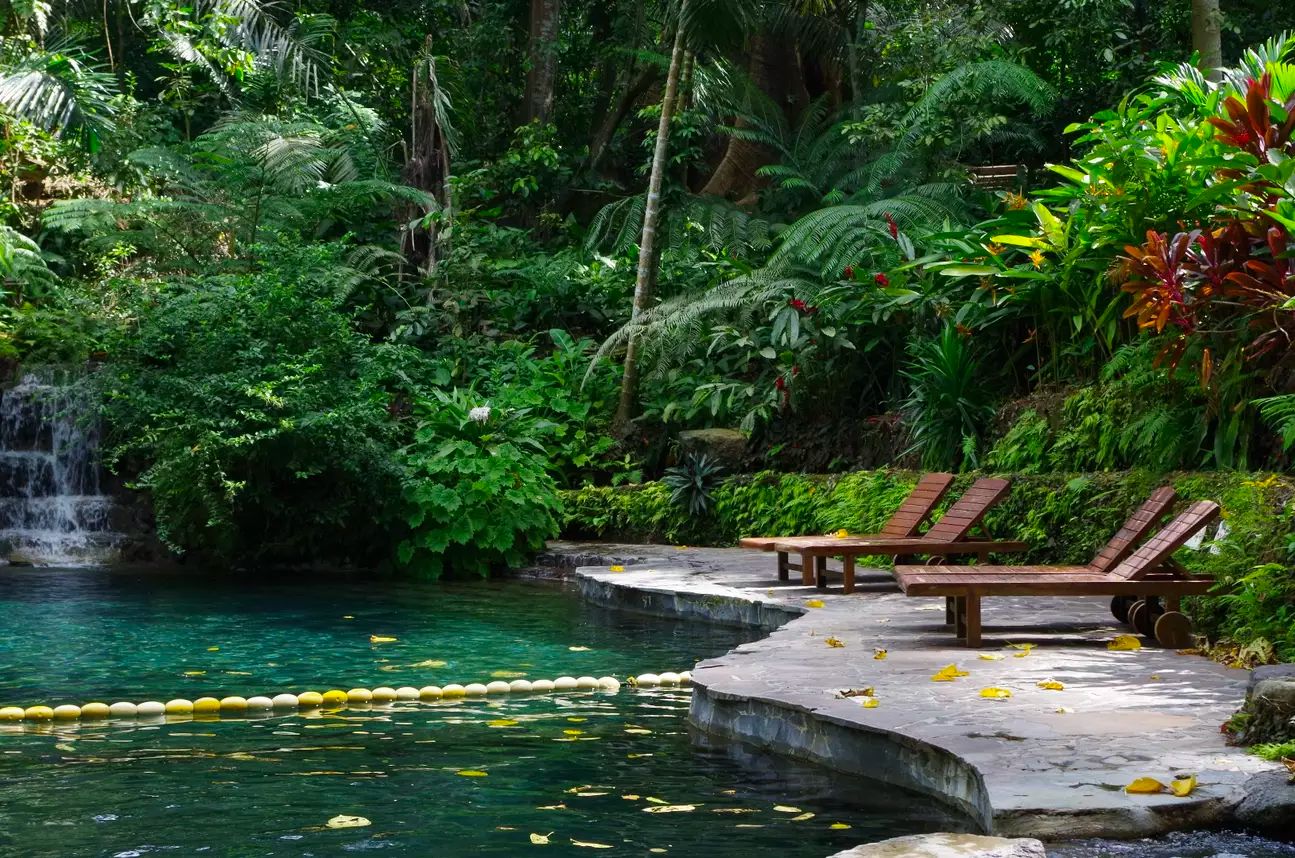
[0,369,121,565]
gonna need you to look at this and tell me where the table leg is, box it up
[777,551,789,582]
[964,595,982,647]
[815,555,828,590]
[800,552,814,586]
[842,555,855,595]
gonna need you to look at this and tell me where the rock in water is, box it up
[1238,677,1295,745]
[1236,770,1295,836]
[676,428,746,470]
[830,833,1047,858]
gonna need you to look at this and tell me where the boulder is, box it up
[1236,770,1295,836]
[830,833,1046,858]
[1248,663,1295,695]
[677,428,747,470]
[1238,677,1295,745]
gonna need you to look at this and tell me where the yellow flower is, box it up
[986,242,1007,256]
[609,565,625,572]
[1029,249,1045,269]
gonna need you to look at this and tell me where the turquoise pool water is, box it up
[0,570,964,856]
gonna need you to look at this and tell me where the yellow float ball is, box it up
[346,688,373,703]
[370,687,398,703]
[485,681,512,695]
[463,683,488,697]
[678,671,692,685]
[218,696,248,712]
[52,705,82,719]
[298,691,323,707]
[166,699,195,715]
[23,706,54,721]
[440,684,466,698]
[193,697,221,715]
[0,706,26,721]
[418,686,443,701]
[321,690,348,707]
[658,672,680,686]
[508,680,533,693]
[394,687,420,701]
[271,693,300,709]
[108,701,138,717]
[80,702,110,719]
[575,677,599,690]
[246,696,273,710]
[530,679,555,693]
[553,677,578,691]
[137,701,166,717]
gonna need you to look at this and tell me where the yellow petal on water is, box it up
[1108,635,1142,651]
[642,805,696,813]
[567,717,586,723]
[55,743,76,752]
[1037,680,1064,691]
[569,646,592,652]
[570,839,614,849]
[610,565,625,572]
[979,654,1004,661]
[624,728,653,735]
[183,671,205,676]
[492,671,528,679]
[342,615,354,619]
[830,823,851,830]
[456,770,488,777]
[805,600,825,608]
[410,659,447,668]
[874,649,887,660]
[627,753,652,758]
[576,792,608,797]
[530,832,552,845]
[622,795,640,801]
[370,636,398,643]
[537,804,566,810]
[207,646,219,651]
[1150,675,1161,681]
[825,637,845,648]
[650,850,668,854]
[564,730,584,736]
[791,812,815,821]
[645,797,667,804]
[861,698,879,708]
[327,815,371,829]
[565,785,592,794]
[1125,777,1165,794]
[1170,774,1198,797]
[735,824,764,828]
[496,826,517,831]
[980,687,1012,699]
[711,808,758,814]
[488,720,519,728]
[773,805,802,813]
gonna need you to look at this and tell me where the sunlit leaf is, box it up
[824,637,845,648]
[804,600,824,608]
[642,805,696,813]
[980,687,1012,699]
[571,839,614,849]
[1170,774,1197,797]
[773,806,802,813]
[931,664,969,681]
[530,832,552,844]
[1125,778,1164,794]
[1108,635,1142,651]
[790,813,815,821]
[830,823,851,829]
[369,635,397,643]
[327,815,371,828]
[979,654,1004,661]
[569,646,592,652]
[456,770,488,777]
[1036,680,1064,691]
[874,649,887,660]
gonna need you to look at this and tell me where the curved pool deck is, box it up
[544,541,1293,841]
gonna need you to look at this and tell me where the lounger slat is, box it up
[1087,486,1177,574]
[1107,500,1219,580]
[924,478,1011,542]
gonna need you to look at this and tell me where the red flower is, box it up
[884,212,899,239]
[873,273,890,287]
[843,265,855,280]
[774,376,787,390]
[788,298,808,311]
[792,366,800,376]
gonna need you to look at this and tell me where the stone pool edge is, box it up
[551,549,1291,842]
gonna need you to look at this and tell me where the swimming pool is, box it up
[0,570,964,856]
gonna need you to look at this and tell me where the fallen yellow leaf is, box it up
[491,670,528,679]
[1037,680,1064,691]
[537,805,566,810]
[711,808,758,814]
[642,805,696,813]
[834,529,849,538]
[979,654,1004,661]
[456,770,488,777]
[488,720,520,728]
[1150,675,1161,681]
[932,664,969,681]
[980,687,1012,699]
[622,795,640,801]
[568,646,592,652]
[830,823,851,830]
[1108,635,1142,651]
[576,792,608,797]
[564,730,584,736]
[183,671,205,676]
[530,832,552,845]
[370,635,397,643]
[571,840,614,849]
[1170,774,1197,797]
[874,649,887,660]
[610,565,625,572]
[790,812,815,822]
[773,805,801,813]
[1125,777,1164,794]
[825,637,845,648]
[207,646,219,651]
[861,698,879,708]
[805,600,825,608]
[645,797,667,804]
[327,815,371,829]
[411,659,447,668]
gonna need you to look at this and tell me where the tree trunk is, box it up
[615,2,690,428]
[584,66,659,178]
[525,0,562,124]
[1191,0,1222,82]
[404,37,454,281]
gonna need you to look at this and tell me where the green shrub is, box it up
[397,389,564,578]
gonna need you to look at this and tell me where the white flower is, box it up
[468,406,492,423]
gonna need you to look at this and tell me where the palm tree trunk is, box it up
[525,0,562,124]
[615,0,690,428]
[1191,0,1222,81]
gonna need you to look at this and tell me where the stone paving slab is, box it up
[550,541,1290,840]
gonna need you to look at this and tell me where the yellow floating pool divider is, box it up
[0,670,689,722]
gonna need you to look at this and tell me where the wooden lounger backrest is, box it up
[923,478,1012,543]
[878,473,957,538]
[1107,501,1221,581]
[1086,487,1178,574]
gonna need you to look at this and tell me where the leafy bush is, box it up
[98,242,419,565]
[662,453,725,516]
[397,389,564,578]
[901,325,994,470]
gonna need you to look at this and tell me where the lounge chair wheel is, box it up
[1154,611,1194,649]
[1128,600,1163,638]
[1125,599,1146,632]
[1110,595,1135,624]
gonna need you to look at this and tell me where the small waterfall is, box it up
[0,369,122,565]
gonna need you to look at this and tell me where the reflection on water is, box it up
[1050,831,1295,858]
[0,569,967,856]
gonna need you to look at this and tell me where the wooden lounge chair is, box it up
[894,498,1221,648]
[768,478,1028,595]
[739,472,956,585]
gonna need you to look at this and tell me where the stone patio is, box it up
[540,541,1293,841]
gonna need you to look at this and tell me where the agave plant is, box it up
[662,452,727,517]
